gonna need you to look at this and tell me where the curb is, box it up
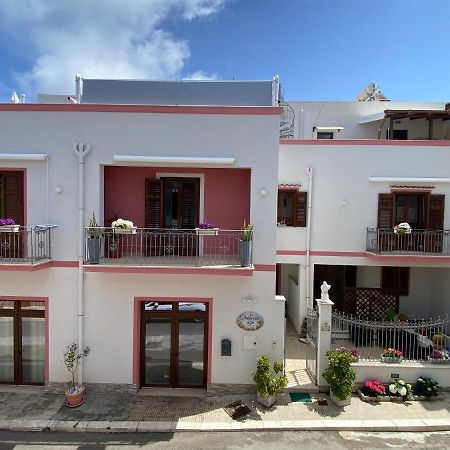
[0,419,449,433]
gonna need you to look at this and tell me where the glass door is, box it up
[0,316,14,383]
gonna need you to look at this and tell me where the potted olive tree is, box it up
[239,222,253,267]
[323,348,356,407]
[63,343,90,408]
[87,213,102,264]
[253,355,288,407]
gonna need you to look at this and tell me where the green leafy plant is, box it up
[385,307,396,321]
[253,356,288,397]
[414,377,439,397]
[323,349,356,401]
[388,379,413,400]
[63,343,90,393]
[241,221,253,241]
[87,212,102,239]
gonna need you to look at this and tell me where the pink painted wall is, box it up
[104,166,250,229]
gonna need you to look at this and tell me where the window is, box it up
[381,267,410,296]
[277,190,307,227]
[317,131,334,139]
[0,171,24,225]
[386,129,408,140]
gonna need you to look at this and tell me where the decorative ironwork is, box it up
[343,287,399,320]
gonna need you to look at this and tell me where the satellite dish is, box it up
[10,92,20,104]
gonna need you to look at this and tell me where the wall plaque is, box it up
[236,311,264,331]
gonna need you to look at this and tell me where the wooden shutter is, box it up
[2,171,24,225]
[428,194,444,230]
[145,179,162,228]
[180,179,200,229]
[294,192,307,227]
[377,193,394,229]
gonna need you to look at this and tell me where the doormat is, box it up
[224,400,252,420]
[289,392,312,403]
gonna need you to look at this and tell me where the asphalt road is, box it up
[0,431,449,450]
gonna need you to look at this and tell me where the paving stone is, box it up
[86,420,112,431]
[8,419,51,431]
[108,420,139,432]
[49,420,79,432]
[363,419,397,431]
[393,419,427,431]
[137,421,175,432]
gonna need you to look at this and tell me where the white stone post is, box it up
[316,281,334,388]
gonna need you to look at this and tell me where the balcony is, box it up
[366,228,450,256]
[84,228,253,268]
[0,226,53,264]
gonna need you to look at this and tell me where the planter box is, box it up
[195,228,219,236]
[113,227,137,235]
[0,225,20,233]
[330,390,351,407]
[381,356,402,364]
[256,393,278,408]
[358,389,444,403]
[427,356,450,364]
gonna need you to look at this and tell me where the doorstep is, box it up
[0,385,45,394]
[137,387,207,398]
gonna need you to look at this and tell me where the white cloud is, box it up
[0,0,226,97]
[183,71,219,80]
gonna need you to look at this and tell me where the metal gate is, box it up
[305,306,318,384]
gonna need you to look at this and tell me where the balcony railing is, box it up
[366,228,450,256]
[84,228,253,267]
[0,226,53,264]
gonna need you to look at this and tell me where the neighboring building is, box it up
[1,77,449,391]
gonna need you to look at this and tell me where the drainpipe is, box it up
[73,142,91,384]
[305,167,313,309]
[298,109,304,139]
[75,75,83,103]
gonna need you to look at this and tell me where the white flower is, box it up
[394,222,412,235]
[427,387,431,391]
[399,380,405,385]
[389,384,397,394]
[398,387,407,397]
[112,218,134,229]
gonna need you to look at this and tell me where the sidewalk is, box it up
[0,387,449,433]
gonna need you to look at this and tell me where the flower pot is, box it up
[239,240,252,267]
[65,385,85,408]
[352,356,360,363]
[330,390,351,407]
[113,227,137,235]
[0,225,20,233]
[428,356,449,364]
[87,237,101,264]
[257,393,278,408]
[381,356,402,364]
[195,227,219,236]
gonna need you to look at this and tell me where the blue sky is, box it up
[0,0,449,103]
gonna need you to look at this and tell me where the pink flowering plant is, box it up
[351,349,360,358]
[363,379,386,397]
[382,348,402,358]
[0,218,15,226]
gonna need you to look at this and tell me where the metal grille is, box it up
[343,287,399,320]
[332,310,450,363]
[305,307,318,383]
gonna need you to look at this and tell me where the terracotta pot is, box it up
[65,385,85,408]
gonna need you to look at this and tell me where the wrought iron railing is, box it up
[332,310,450,364]
[366,228,450,255]
[84,227,253,267]
[0,226,52,264]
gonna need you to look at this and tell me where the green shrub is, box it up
[253,355,288,397]
[323,349,356,400]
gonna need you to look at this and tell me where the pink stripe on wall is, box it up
[133,297,213,386]
[0,295,49,383]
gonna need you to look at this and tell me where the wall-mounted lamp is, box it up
[54,185,63,194]
[260,189,267,197]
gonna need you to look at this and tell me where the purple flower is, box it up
[0,218,15,226]
[431,350,443,359]
[198,222,216,229]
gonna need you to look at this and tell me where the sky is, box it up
[0,0,449,103]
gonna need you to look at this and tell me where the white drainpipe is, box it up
[73,142,91,384]
[75,75,83,103]
[305,167,313,309]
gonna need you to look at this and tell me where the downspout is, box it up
[73,142,91,384]
[305,167,313,309]
[298,109,304,139]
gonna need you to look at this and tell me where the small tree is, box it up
[63,343,90,393]
[253,355,288,397]
[323,349,355,401]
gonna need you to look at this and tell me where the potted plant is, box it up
[0,218,20,233]
[351,348,360,362]
[388,379,413,401]
[240,221,253,267]
[253,355,288,408]
[323,348,355,407]
[195,222,219,236]
[428,349,449,364]
[111,218,137,235]
[414,377,439,398]
[393,222,411,236]
[381,348,403,363]
[63,343,90,408]
[87,212,102,264]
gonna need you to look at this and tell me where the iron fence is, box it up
[367,228,450,255]
[84,227,253,267]
[331,310,450,364]
[305,306,319,382]
[0,226,52,264]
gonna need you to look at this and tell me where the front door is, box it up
[0,300,45,385]
[140,301,208,388]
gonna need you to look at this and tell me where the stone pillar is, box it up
[316,281,334,388]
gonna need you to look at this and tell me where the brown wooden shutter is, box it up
[2,171,24,225]
[294,191,307,227]
[377,193,394,229]
[180,179,200,229]
[145,179,162,228]
[428,194,445,230]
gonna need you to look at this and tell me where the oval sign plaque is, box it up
[236,311,264,331]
